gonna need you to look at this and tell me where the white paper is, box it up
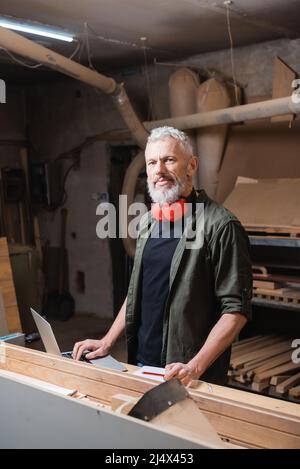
[133,366,166,382]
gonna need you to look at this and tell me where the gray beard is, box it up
[147,176,186,205]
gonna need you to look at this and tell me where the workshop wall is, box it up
[23,36,300,318]
[0,86,27,245]
[0,86,26,166]
[27,82,118,318]
[181,37,300,99]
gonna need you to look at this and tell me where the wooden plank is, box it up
[246,351,292,379]
[246,226,300,236]
[252,380,271,392]
[0,343,154,396]
[289,385,300,398]
[253,273,300,286]
[200,408,300,449]
[0,238,9,257]
[0,257,13,282]
[253,280,281,290]
[5,306,22,333]
[230,340,287,369]
[0,290,8,336]
[272,56,296,123]
[231,335,282,359]
[231,340,291,370]
[233,353,284,376]
[231,351,292,383]
[253,362,300,383]
[254,287,300,301]
[276,372,300,394]
[0,356,141,405]
[270,375,291,386]
[197,391,299,446]
[193,380,300,420]
[0,280,18,307]
[232,334,281,355]
[0,238,21,333]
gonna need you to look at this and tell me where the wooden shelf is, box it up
[249,236,300,248]
[252,297,300,312]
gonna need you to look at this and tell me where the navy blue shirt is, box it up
[136,221,180,366]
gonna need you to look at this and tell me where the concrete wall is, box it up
[180,37,300,99]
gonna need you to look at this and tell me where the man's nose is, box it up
[154,160,166,174]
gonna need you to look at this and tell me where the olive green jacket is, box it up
[125,189,252,384]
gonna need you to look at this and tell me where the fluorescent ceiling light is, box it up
[0,19,74,42]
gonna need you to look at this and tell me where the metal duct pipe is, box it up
[195,78,231,199]
[0,26,148,148]
[144,96,300,131]
[168,67,199,154]
[112,84,148,148]
[2,27,300,137]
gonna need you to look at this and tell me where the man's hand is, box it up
[164,362,201,387]
[72,337,112,361]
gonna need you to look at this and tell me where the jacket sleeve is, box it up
[209,219,253,319]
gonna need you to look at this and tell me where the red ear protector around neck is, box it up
[151,198,188,222]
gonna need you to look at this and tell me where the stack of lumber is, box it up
[229,335,300,400]
[253,277,300,306]
[0,238,22,334]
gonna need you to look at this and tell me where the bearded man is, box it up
[73,126,252,386]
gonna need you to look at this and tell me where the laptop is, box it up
[30,308,127,372]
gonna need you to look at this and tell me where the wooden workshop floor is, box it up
[26,313,128,362]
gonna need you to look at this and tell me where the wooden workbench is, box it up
[0,342,299,449]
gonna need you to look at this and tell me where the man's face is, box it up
[145,137,197,204]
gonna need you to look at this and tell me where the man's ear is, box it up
[187,156,198,176]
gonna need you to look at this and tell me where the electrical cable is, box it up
[141,39,154,120]
[0,39,81,70]
[0,47,43,68]
[84,22,95,70]
[225,1,240,105]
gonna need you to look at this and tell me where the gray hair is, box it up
[147,126,193,157]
